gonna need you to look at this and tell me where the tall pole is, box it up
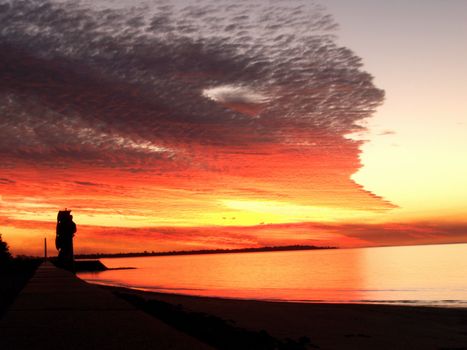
[44,237,47,262]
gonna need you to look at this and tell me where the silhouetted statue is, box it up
[56,209,76,270]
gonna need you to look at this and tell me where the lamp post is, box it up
[44,237,47,262]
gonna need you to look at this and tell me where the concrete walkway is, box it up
[0,263,213,350]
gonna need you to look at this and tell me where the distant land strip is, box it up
[75,245,337,259]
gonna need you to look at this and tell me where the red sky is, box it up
[1,0,466,256]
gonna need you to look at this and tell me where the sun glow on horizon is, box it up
[220,199,382,224]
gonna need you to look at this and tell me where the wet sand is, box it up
[107,286,467,350]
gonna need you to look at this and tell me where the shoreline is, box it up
[74,245,336,260]
[85,280,467,309]
[103,285,467,350]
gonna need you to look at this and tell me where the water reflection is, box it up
[360,244,467,302]
[78,244,467,307]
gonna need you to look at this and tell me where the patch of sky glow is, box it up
[221,199,378,223]
[113,136,171,154]
[0,197,58,209]
[0,197,59,223]
[76,127,172,155]
[284,140,318,147]
[202,85,270,105]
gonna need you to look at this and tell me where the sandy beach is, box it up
[107,286,467,350]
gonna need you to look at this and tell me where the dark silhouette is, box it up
[0,234,41,317]
[117,292,313,350]
[0,234,12,265]
[55,210,76,270]
[75,245,336,260]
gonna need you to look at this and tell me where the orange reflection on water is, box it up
[80,249,366,302]
[78,244,467,306]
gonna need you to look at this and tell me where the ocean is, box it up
[78,243,467,308]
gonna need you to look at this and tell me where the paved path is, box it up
[0,263,213,350]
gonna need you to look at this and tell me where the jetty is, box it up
[0,262,212,349]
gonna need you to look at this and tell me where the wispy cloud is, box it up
[1,0,383,166]
[73,181,102,187]
[0,178,16,185]
[56,221,467,253]
[0,0,395,254]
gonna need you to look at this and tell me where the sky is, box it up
[0,0,466,256]
[325,0,467,222]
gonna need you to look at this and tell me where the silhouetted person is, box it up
[56,209,76,271]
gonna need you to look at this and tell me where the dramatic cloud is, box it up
[1,0,382,159]
[1,0,395,254]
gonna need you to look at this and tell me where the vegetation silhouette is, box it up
[0,234,12,265]
[75,245,336,259]
[0,235,40,317]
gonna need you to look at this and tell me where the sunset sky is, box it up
[1,0,466,256]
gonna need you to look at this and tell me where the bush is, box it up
[0,234,12,265]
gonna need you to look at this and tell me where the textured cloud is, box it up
[1,0,396,254]
[1,0,382,164]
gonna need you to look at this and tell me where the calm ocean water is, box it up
[78,243,467,308]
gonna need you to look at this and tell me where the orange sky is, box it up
[1,0,466,256]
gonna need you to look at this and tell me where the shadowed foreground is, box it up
[109,288,467,350]
[3,263,467,350]
[0,258,40,317]
[0,263,211,350]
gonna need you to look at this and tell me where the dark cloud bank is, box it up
[0,0,384,169]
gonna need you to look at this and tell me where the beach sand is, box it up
[107,286,467,350]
